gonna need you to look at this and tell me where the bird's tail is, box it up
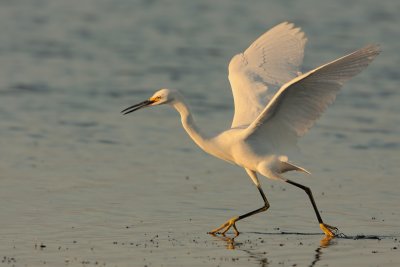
[278,156,310,174]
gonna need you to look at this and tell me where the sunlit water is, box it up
[0,0,399,266]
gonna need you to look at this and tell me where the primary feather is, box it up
[244,44,381,151]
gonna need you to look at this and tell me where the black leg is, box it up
[285,179,323,223]
[208,185,269,236]
[285,179,337,236]
[237,186,269,221]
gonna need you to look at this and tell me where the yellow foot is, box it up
[319,223,338,237]
[208,217,240,236]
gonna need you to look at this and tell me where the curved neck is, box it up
[171,97,210,151]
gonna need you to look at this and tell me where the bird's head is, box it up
[121,88,178,115]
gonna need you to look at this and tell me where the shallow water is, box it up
[0,0,399,266]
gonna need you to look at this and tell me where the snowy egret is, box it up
[122,22,380,237]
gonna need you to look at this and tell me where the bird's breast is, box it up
[206,129,262,169]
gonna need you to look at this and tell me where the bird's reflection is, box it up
[320,235,334,248]
[309,235,335,267]
[210,233,269,266]
[210,231,385,267]
[209,233,237,249]
[210,232,336,266]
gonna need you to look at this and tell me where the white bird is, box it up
[122,22,380,237]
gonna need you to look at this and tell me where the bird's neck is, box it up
[171,98,210,151]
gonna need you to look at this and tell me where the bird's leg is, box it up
[285,179,338,237]
[208,186,269,236]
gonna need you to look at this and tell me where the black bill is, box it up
[121,99,154,115]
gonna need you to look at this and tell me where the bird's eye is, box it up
[150,96,162,102]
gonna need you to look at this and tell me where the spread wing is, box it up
[244,45,381,152]
[228,22,307,128]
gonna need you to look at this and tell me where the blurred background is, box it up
[0,0,399,266]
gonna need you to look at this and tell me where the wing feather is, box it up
[229,22,307,128]
[244,45,381,152]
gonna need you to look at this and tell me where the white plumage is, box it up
[122,22,380,237]
[229,22,307,128]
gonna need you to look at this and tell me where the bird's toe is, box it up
[320,223,338,237]
[209,217,239,236]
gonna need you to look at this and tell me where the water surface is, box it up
[0,0,399,266]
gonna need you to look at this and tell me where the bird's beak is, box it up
[121,99,155,115]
